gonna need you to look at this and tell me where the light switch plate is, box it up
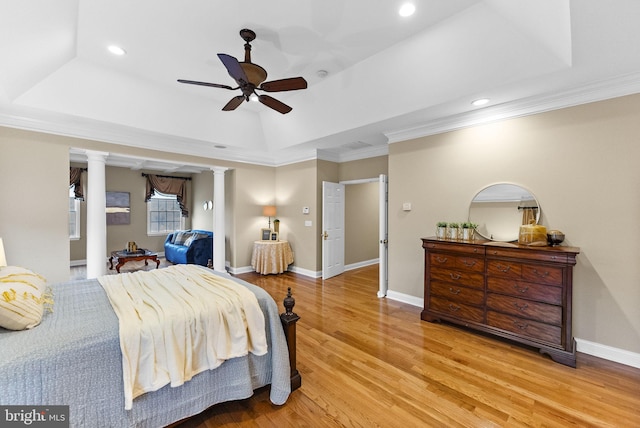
[305,220,312,227]
[402,202,412,211]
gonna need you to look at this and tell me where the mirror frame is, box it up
[468,183,540,242]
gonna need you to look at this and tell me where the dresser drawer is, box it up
[455,256,484,273]
[424,241,485,255]
[486,260,522,279]
[429,253,456,269]
[487,277,561,305]
[430,281,484,306]
[486,294,562,325]
[430,268,484,289]
[487,311,561,345]
[521,265,563,286]
[430,253,484,273]
[486,247,569,263]
[429,296,484,323]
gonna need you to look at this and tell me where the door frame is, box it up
[321,175,389,296]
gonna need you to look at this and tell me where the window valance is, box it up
[69,167,85,200]
[144,174,189,217]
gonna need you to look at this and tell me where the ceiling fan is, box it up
[178,29,307,114]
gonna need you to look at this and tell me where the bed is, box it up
[0,265,300,427]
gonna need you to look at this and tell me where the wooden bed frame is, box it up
[280,287,301,390]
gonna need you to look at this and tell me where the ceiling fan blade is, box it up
[259,77,308,92]
[177,79,235,90]
[258,94,292,114]
[222,95,245,111]
[217,53,249,84]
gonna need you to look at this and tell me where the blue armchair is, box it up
[164,230,213,266]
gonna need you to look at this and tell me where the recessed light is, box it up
[472,98,490,107]
[108,45,126,56]
[317,69,328,78]
[399,3,416,17]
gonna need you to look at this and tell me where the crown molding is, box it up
[385,71,640,144]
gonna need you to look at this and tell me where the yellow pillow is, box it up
[0,266,52,330]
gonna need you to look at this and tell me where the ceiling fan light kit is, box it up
[178,28,307,114]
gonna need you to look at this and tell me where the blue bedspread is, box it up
[0,269,291,427]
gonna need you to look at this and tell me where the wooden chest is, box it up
[421,237,579,367]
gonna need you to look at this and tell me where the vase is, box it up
[448,228,459,240]
[436,226,446,240]
[462,228,474,241]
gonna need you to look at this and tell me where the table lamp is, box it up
[263,205,276,229]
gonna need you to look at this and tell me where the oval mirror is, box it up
[468,183,540,242]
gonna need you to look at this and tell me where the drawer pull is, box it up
[513,321,529,330]
[435,256,448,264]
[448,304,461,312]
[496,263,511,273]
[532,269,550,278]
[449,273,461,280]
[461,259,477,267]
[514,302,529,312]
[513,285,529,294]
[448,287,461,295]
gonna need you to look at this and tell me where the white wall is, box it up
[388,93,640,356]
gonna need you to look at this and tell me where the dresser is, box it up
[421,237,580,367]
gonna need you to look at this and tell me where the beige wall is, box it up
[345,182,379,265]
[275,160,320,273]
[0,128,71,283]
[190,170,214,232]
[388,93,640,354]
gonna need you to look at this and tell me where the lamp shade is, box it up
[262,205,276,217]
[0,238,7,267]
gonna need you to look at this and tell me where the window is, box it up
[69,186,80,240]
[147,192,184,235]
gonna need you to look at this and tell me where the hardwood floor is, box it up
[172,265,640,427]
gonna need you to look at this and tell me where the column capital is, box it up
[84,150,109,162]
[211,166,229,174]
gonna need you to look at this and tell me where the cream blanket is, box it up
[98,265,268,410]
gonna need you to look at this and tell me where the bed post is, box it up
[281,287,301,390]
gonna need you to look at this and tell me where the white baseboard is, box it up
[575,338,640,369]
[345,259,379,271]
[385,290,424,307]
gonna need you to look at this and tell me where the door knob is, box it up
[322,231,328,240]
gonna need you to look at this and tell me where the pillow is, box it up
[0,266,52,330]
[173,231,192,246]
[183,232,208,247]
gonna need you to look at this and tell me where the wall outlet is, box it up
[402,202,412,211]
[305,220,312,227]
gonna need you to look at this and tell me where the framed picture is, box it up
[270,232,279,241]
[261,228,272,241]
[106,191,130,225]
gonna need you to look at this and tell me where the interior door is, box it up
[378,174,389,297]
[322,181,345,280]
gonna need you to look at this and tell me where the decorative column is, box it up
[85,150,109,278]
[212,167,228,274]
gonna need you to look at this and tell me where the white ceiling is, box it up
[2,0,640,169]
